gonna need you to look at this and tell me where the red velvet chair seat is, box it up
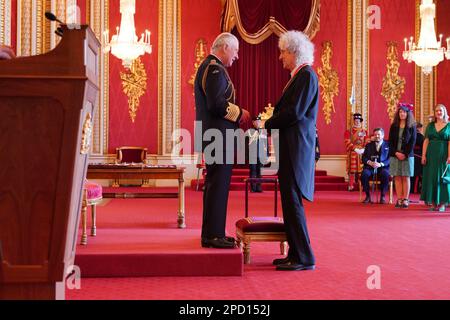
[85,180,102,201]
[235,178,287,264]
[235,217,285,232]
[80,180,103,245]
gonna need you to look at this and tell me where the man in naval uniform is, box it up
[194,32,251,249]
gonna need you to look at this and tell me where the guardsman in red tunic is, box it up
[344,113,370,190]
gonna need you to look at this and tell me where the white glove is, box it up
[354,148,364,155]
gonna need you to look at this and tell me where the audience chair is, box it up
[358,176,394,204]
[80,180,103,245]
[116,146,148,164]
[235,178,287,264]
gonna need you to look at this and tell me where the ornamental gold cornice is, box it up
[188,38,207,91]
[222,0,320,43]
[381,42,405,121]
[318,41,339,125]
[120,57,148,123]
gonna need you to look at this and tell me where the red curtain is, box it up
[227,0,313,117]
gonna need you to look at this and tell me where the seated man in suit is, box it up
[361,128,390,204]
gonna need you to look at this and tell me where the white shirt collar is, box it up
[290,64,302,78]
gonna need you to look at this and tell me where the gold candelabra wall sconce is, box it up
[188,39,207,94]
[120,57,148,123]
[382,42,406,121]
[318,41,339,125]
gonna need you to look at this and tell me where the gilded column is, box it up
[0,0,4,43]
[414,0,436,124]
[158,0,181,155]
[17,0,32,56]
[87,0,109,156]
[0,0,12,45]
[17,0,52,56]
[54,0,64,46]
[348,0,370,131]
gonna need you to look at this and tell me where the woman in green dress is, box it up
[420,104,450,212]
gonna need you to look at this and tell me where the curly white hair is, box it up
[278,30,314,66]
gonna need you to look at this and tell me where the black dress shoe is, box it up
[362,196,372,204]
[201,236,235,246]
[201,237,236,249]
[276,261,316,271]
[379,196,386,204]
[272,257,290,265]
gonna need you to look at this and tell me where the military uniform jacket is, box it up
[194,54,242,153]
[265,65,319,201]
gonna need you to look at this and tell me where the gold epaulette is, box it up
[224,102,241,122]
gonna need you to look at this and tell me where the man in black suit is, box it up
[194,32,250,249]
[257,30,318,271]
[361,128,390,204]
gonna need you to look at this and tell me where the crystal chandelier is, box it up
[402,0,450,75]
[103,0,152,69]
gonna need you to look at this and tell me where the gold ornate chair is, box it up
[116,146,148,164]
[114,146,148,186]
[235,178,287,264]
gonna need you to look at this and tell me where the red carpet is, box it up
[68,189,450,300]
[191,169,347,191]
[75,189,242,277]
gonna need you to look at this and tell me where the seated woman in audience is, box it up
[420,104,450,212]
[388,103,416,208]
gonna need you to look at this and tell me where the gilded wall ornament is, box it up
[318,41,339,125]
[188,39,207,92]
[80,113,93,154]
[120,57,147,123]
[381,42,406,121]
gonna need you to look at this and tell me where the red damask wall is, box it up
[313,0,348,155]
[77,0,86,25]
[108,0,159,154]
[180,0,223,153]
[437,0,450,110]
[369,0,415,135]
